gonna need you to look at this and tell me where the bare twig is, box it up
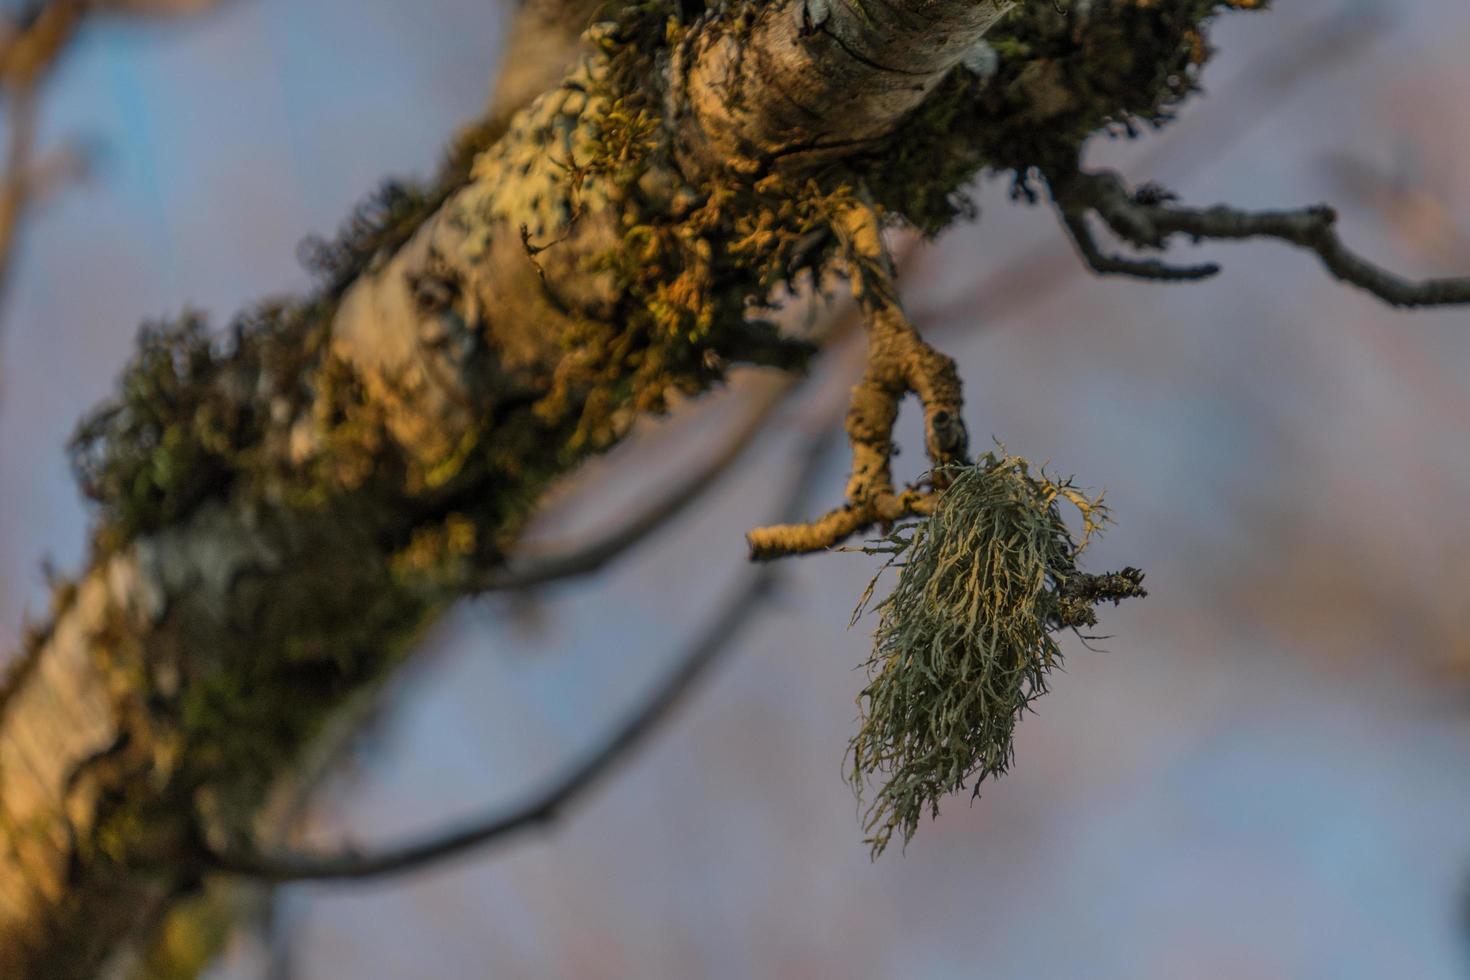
[1050,166,1470,309]
[201,576,778,881]
[0,0,88,290]
[1057,208,1218,282]
[197,419,840,883]
[481,372,800,591]
[0,88,34,271]
[0,83,36,367]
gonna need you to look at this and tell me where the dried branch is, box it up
[0,83,35,311]
[201,573,777,881]
[1050,165,1470,308]
[910,4,1388,331]
[0,3,66,409]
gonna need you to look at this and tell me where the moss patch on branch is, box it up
[863,0,1267,233]
[64,0,1262,550]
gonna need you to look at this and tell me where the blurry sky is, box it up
[3,1,1470,977]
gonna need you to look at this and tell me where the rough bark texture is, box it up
[0,1,1261,974]
[677,0,1014,173]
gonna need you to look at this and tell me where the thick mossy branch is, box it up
[69,113,515,552]
[861,0,1266,233]
[750,0,1276,555]
[3,0,1345,971]
[848,454,1144,856]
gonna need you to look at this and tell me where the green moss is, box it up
[67,110,516,551]
[69,313,237,544]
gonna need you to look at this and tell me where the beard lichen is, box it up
[847,452,1144,856]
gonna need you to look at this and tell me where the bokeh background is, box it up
[3,0,1470,976]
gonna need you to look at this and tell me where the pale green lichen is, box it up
[848,452,1142,856]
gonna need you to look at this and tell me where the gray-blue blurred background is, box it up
[3,1,1470,976]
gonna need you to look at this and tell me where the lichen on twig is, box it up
[846,452,1144,856]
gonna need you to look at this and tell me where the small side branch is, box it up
[482,373,799,591]
[747,489,936,562]
[1057,210,1219,282]
[747,196,967,560]
[1050,166,1470,309]
[1052,566,1148,630]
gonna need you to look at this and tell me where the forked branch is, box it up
[747,196,968,559]
[1049,164,1470,308]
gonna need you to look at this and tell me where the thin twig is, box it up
[0,86,35,279]
[1057,208,1218,282]
[1143,200,1470,308]
[0,1,90,421]
[199,421,840,883]
[1052,166,1470,309]
[202,576,777,881]
[481,372,800,591]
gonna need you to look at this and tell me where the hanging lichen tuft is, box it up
[848,452,1145,856]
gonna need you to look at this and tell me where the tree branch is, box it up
[747,197,963,558]
[0,0,1012,968]
[482,372,800,591]
[1056,208,1219,282]
[1050,166,1470,308]
[0,2,1301,971]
